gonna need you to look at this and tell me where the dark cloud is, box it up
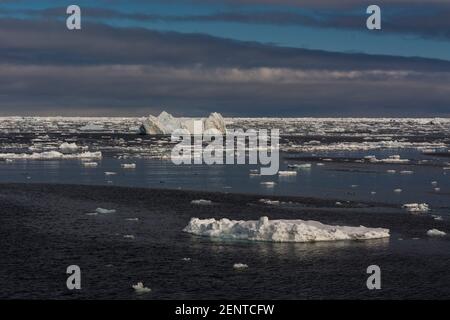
[0,18,449,116]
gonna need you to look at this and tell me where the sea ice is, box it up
[96,208,116,214]
[132,282,151,293]
[278,171,297,176]
[59,142,79,152]
[427,229,446,237]
[140,111,226,135]
[191,199,213,205]
[0,151,102,160]
[233,263,249,270]
[83,162,98,167]
[183,216,390,242]
[259,199,280,206]
[402,203,429,213]
[121,163,136,169]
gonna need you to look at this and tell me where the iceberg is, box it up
[139,111,226,135]
[183,216,390,243]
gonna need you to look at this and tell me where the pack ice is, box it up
[183,216,390,242]
[139,111,226,135]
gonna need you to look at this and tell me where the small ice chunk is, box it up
[387,170,396,174]
[182,257,191,262]
[260,182,276,187]
[105,172,117,176]
[427,229,446,237]
[259,199,280,206]
[233,263,249,270]
[121,163,136,169]
[132,282,151,293]
[125,218,139,221]
[124,235,135,239]
[191,199,213,205]
[394,189,402,193]
[96,208,116,214]
[402,203,429,213]
[400,170,414,175]
[83,162,98,167]
[278,171,297,176]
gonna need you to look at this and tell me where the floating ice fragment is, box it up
[183,216,390,242]
[83,162,98,167]
[59,142,79,152]
[233,263,249,270]
[124,235,135,239]
[132,282,151,293]
[121,163,136,169]
[191,199,213,206]
[427,229,446,237]
[96,208,116,214]
[402,203,429,213]
[278,171,297,176]
[0,151,102,160]
[259,199,280,206]
[260,182,276,187]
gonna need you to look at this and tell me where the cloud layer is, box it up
[0,17,449,116]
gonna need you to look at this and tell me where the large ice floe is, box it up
[139,111,226,135]
[0,151,102,160]
[183,216,390,242]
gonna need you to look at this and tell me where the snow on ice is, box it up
[183,216,390,242]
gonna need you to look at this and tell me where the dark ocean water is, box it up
[0,130,450,299]
[1,184,450,300]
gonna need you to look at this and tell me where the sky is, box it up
[0,0,449,117]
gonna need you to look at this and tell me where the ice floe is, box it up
[96,208,116,214]
[0,151,102,160]
[132,282,151,293]
[191,199,213,206]
[183,216,390,242]
[427,229,446,237]
[121,163,136,169]
[59,142,79,152]
[233,263,249,270]
[402,203,430,213]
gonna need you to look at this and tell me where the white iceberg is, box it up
[139,111,226,135]
[183,216,390,242]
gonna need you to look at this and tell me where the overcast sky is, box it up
[0,0,449,117]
